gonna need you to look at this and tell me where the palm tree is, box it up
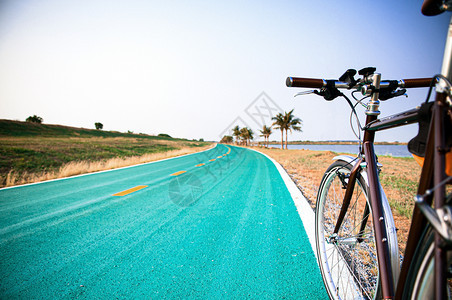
[259,125,272,148]
[284,109,302,149]
[272,113,287,149]
[239,127,254,146]
[239,127,247,145]
[247,128,254,145]
[232,125,241,144]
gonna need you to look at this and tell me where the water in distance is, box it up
[267,144,411,157]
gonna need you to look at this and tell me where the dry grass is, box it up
[0,133,211,187]
[254,147,422,256]
[3,146,212,187]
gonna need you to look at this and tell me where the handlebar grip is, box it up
[421,0,444,16]
[286,77,324,88]
[402,78,433,88]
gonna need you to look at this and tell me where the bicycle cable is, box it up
[341,92,366,153]
[424,74,452,103]
[352,90,370,109]
[351,92,371,151]
[350,102,362,149]
[419,175,452,199]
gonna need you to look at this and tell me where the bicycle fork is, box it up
[331,146,395,298]
[363,142,395,299]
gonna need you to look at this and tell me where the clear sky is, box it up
[0,0,450,142]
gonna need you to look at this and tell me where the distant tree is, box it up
[271,109,302,149]
[248,128,254,144]
[199,138,204,142]
[158,133,172,138]
[284,109,302,149]
[239,127,253,146]
[259,125,272,148]
[26,115,43,124]
[232,125,241,144]
[94,122,103,130]
[272,113,287,149]
[220,135,233,144]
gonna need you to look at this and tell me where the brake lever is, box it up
[294,90,318,97]
[391,88,408,98]
[295,87,342,101]
[379,88,408,101]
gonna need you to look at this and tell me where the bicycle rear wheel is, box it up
[315,160,398,300]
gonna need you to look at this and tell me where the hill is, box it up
[0,119,211,187]
[0,119,179,140]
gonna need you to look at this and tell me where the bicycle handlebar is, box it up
[286,77,432,89]
[286,77,325,88]
[402,78,434,88]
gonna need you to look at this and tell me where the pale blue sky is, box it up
[0,0,449,142]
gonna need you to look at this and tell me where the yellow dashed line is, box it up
[171,170,187,176]
[217,156,223,159]
[196,163,205,167]
[113,185,148,196]
[209,159,216,162]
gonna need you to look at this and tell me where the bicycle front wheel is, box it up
[315,160,397,300]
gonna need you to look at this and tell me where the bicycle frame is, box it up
[286,9,452,297]
[331,17,452,297]
[333,102,396,297]
[333,88,450,299]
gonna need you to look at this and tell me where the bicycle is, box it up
[286,1,452,299]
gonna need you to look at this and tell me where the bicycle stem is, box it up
[365,73,382,116]
[361,74,382,150]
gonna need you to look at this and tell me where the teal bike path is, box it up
[0,144,327,299]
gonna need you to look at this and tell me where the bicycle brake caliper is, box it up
[336,170,349,189]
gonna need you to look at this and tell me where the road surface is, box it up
[0,144,327,299]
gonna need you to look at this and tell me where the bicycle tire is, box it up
[315,160,398,300]
[401,195,452,299]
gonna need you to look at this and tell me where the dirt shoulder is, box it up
[253,146,421,255]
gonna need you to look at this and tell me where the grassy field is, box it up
[254,147,421,255]
[0,120,211,187]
